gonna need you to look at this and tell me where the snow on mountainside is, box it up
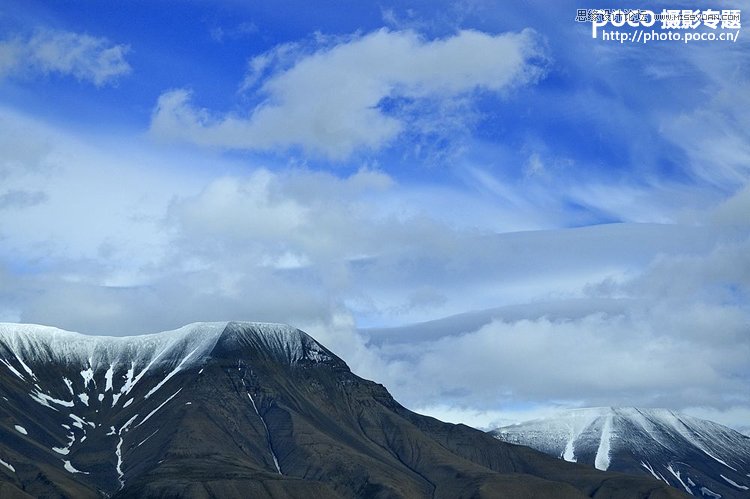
[0,321,331,370]
[492,407,750,498]
[0,323,686,498]
[0,321,336,495]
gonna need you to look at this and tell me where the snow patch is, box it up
[561,411,597,462]
[105,363,115,392]
[0,359,25,381]
[137,389,182,428]
[137,429,158,448]
[78,393,89,406]
[144,346,200,399]
[720,474,748,490]
[641,461,663,482]
[0,458,15,472]
[248,392,282,475]
[562,435,576,462]
[63,377,74,396]
[594,413,613,471]
[118,363,135,401]
[666,463,692,494]
[80,365,94,389]
[12,350,36,380]
[69,413,95,429]
[63,460,88,474]
[116,413,139,490]
[52,432,75,455]
[30,390,74,410]
[700,486,721,498]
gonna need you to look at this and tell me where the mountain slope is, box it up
[492,407,750,498]
[0,322,686,498]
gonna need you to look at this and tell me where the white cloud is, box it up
[150,28,545,158]
[364,217,750,431]
[4,105,750,433]
[384,307,745,404]
[0,28,131,86]
[0,106,205,282]
[371,291,750,430]
[148,162,750,433]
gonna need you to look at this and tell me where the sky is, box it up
[0,1,749,432]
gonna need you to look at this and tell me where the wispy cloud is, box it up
[209,21,258,42]
[0,28,131,86]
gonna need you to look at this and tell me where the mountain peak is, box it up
[0,324,686,498]
[217,321,341,366]
[0,321,336,373]
[0,322,227,374]
[493,406,750,498]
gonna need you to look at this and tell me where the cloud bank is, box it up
[3,104,749,432]
[1,5,748,433]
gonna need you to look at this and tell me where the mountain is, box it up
[0,322,686,499]
[491,407,750,498]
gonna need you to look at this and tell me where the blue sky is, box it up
[1,1,749,430]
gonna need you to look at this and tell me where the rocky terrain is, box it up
[0,322,686,498]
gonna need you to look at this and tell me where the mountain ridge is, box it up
[1,322,687,498]
[492,407,750,498]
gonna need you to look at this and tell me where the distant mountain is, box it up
[492,407,750,498]
[0,322,686,498]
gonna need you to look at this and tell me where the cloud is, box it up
[711,183,750,228]
[150,28,545,158]
[0,189,47,210]
[0,22,750,434]
[374,303,748,407]
[0,107,405,337]
[3,111,741,342]
[362,215,750,430]
[0,28,131,86]
[0,105,206,281]
[662,77,750,189]
[209,21,258,42]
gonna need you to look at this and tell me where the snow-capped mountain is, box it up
[491,407,750,498]
[0,322,686,498]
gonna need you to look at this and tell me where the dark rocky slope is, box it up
[0,322,687,498]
